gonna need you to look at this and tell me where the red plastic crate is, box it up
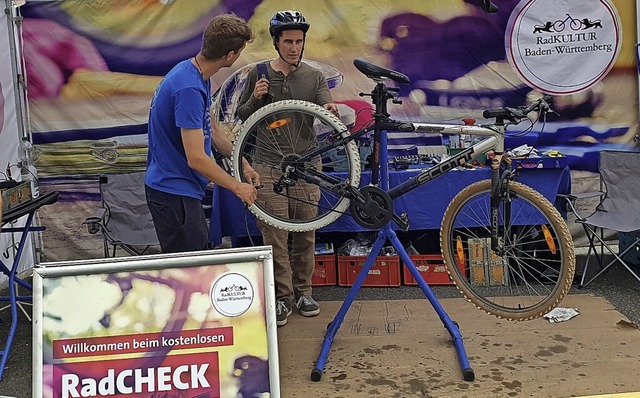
[312,255,337,286]
[337,255,401,287]
[403,254,459,286]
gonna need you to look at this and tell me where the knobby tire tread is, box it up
[231,100,361,232]
[440,180,575,321]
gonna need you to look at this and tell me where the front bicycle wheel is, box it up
[552,20,566,32]
[232,100,361,232]
[441,180,575,320]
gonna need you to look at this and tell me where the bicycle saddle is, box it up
[353,58,410,84]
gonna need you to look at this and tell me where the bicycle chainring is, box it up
[350,186,394,229]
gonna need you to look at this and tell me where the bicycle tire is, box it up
[440,180,575,321]
[232,100,361,232]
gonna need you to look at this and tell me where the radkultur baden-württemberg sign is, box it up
[506,0,621,95]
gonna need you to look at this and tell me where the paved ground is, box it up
[278,294,640,398]
[0,253,639,397]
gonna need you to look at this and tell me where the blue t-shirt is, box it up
[145,59,212,200]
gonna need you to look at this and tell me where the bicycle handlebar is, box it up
[482,95,554,122]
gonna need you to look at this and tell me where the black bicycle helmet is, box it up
[269,10,310,38]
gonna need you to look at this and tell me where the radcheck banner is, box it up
[32,247,280,398]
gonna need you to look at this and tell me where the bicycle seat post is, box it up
[368,80,398,186]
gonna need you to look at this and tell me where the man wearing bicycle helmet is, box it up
[237,10,339,327]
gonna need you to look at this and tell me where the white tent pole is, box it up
[3,0,39,268]
[5,0,27,141]
[637,0,640,127]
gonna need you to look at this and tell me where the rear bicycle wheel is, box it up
[440,180,575,320]
[231,100,361,232]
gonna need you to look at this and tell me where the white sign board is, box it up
[506,0,622,95]
[33,246,280,398]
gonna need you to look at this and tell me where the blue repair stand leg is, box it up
[310,227,474,382]
[310,131,474,382]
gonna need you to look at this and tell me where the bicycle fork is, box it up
[489,154,513,256]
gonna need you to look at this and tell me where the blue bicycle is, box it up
[231,58,575,321]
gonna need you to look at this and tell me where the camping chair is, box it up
[83,172,159,257]
[561,150,640,287]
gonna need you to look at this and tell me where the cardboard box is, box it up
[402,254,459,286]
[312,254,337,286]
[469,238,488,286]
[1,181,32,212]
[468,238,508,286]
[337,255,401,287]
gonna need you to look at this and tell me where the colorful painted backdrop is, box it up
[15,0,639,260]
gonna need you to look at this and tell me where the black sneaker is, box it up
[276,300,292,327]
[296,295,320,317]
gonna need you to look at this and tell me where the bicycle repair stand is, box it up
[310,131,474,382]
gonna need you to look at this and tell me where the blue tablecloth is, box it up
[209,167,571,245]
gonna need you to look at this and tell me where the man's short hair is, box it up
[202,14,254,60]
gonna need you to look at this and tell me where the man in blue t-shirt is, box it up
[146,14,259,253]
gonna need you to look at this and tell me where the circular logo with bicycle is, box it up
[506,0,621,95]
[210,272,255,317]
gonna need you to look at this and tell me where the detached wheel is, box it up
[232,100,361,232]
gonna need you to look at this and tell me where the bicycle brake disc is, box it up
[350,185,394,229]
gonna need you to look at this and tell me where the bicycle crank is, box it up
[350,186,394,229]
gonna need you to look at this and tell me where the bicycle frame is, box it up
[386,124,501,199]
[232,57,575,324]
[288,78,514,250]
[295,77,508,191]
[295,113,505,189]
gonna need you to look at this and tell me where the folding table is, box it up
[0,190,58,380]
